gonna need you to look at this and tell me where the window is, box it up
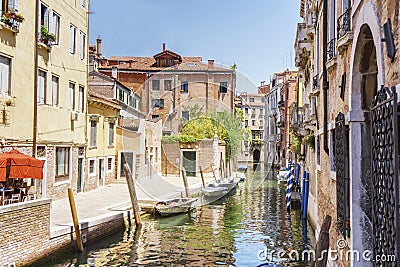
[249,97,254,102]
[90,120,97,147]
[245,120,248,127]
[69,25,76,54]
[37,70,46,104]
[55,147,69,180]
[79,31,86,60]
[152,115,160,120]
[51,12,60,44]
[252,132,256,139]
[219,81,228,93]
[0,55,10,96]
[245,108,248,114]
[252,120,256,126]
[89,159,95,174]
[51,75,59,106]
[109,122,114,147]
[182,111,189,121]
[181,81,188,93]
[152,80,160,90]
[107,158,112,171]
[118,88,124,102]
[78,86,84,112]
[259,120,263,126]
[40,2,49,31]
[330,130,336,171]
[164,80,172,91]
[152,99,164,108]
[69,82,75,110]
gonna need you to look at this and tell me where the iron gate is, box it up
[334,112,350,237]
[371,86,399,266]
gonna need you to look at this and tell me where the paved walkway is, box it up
[50,173,216,232]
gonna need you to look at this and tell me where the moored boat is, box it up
[201,185,229,198]
[155,198,197,216]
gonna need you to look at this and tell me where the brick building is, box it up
[97,43,236,134]
[294,0,400,265]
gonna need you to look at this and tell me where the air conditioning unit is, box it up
[70,111,78,121]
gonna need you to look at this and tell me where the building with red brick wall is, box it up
[97,43,236,134]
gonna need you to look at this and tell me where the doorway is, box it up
[182,151,196,177]
[99,158,104,185]
[253,149,260,163]
[77,158,83,192]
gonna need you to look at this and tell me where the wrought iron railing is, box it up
[0,11,22,31]
[326,38,336,61]
[312,74,319,89]
[337,8,351,39]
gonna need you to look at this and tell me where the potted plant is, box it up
[40,25,56,45]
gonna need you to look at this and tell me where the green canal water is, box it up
[40,166,314,266]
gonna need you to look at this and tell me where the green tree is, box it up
[180,108,247,159]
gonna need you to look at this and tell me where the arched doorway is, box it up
[349,23,380,256]
[253,149,260,163]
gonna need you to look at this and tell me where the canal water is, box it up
[40,165,314,267]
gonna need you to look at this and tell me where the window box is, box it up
[39,25,56,47]
[0,9,24,33]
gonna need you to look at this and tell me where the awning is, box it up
[0,150,45,182]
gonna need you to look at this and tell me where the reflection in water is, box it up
[40,166,313,267]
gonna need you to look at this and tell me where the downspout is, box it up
[32,0,39,157]
[322,0,329,154]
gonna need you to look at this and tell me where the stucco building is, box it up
[0,0,88,200]
[264,70,298,168]
[238,92,265,164]
[294,0,400,265]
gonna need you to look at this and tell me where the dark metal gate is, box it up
[334,112,350,237]
[371,86,399,266]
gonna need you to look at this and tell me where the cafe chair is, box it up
[6,194,20,204]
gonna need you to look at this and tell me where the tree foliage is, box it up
[180,108,247,159]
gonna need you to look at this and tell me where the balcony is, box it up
[337,8,353,55]
[251,139,264,146]
[0,11,24,33]
[311,74,320,96]
[38,25,56,51]
[326,38,337,70]
[277,100,285,109]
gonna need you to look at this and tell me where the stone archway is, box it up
[253,149,260,163]
[348,2,385,261]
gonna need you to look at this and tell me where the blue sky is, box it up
[89,0,301,93]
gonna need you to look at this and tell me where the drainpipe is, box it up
[322,0,329,154]
[32,0,39,157]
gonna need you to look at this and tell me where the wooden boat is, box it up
[155,198,197,216]
[201,185,229,198]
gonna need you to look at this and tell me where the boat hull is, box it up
[155,198,197,216]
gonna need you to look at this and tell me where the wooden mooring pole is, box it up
[199,166,205,188]
[123,163,142,227]
[68,188,84,252]
[312,215,331,267]
[181,167,190,198]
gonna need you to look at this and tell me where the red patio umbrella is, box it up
[0,150,44,182]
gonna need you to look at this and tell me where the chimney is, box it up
[208,59,214,68]
[96,35,102,56]
[162,43,166,52]
[111,66,118,79]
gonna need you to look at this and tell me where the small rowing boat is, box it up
[155,198,197,216]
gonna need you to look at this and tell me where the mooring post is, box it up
[312,215,332,267]
[181,167,190,198]
[199,165,206,188]
[123,163,142,227]
[68,188,84,252]
[211,164,217,181]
